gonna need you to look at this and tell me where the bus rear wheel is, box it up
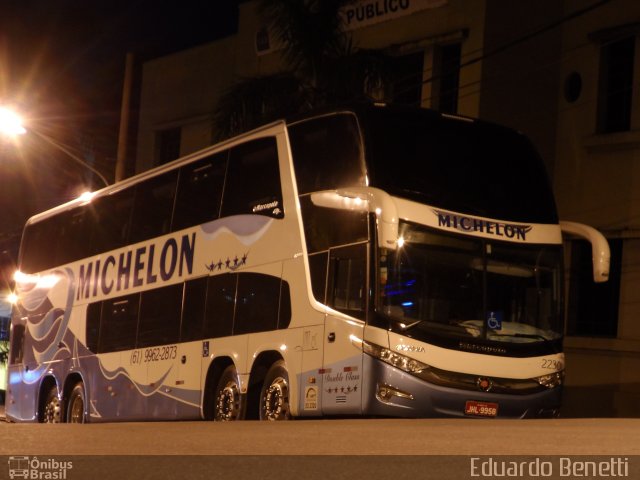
[214,366,245,421]
[41,386,62,423]
[259,360,291,421]
[66,382,86,423]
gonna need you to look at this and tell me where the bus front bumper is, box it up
[361,355,562,419]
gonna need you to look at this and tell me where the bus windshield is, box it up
[365,107,558,224]
[378,222,563,354]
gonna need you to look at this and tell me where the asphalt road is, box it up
[1,419,638,480]
[1,418,638,456]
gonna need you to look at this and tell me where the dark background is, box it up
[0,0,239,233]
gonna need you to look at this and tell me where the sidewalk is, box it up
[563,346,640,418]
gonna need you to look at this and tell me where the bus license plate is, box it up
[464,401,498,417]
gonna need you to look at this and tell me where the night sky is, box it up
[0,0,239,236]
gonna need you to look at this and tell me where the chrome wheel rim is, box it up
[44,394,62,423]
[263,376,289,421]
[215,381,241,421]
[68,395,84,423]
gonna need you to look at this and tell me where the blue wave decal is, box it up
[200,215,273,246]
[21,363,50,386]
[28,308,64,341]
[30,268,75,365]
[98,360,173,397]
[157,386,201,406]
[19,285,51,312]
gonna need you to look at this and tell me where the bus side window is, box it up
[299,195,368,253]
[299,195,368,306]
[327,243,368,321]
[9,323,25,364]
[288,113,366,195]
[19,220,52,274]
[54,207,93,267]
[90,188,135,255]
[137,284,182,348]
[234,273,280,335]
[221,137,284,219]
[180,277,207,342]
[86,302,102,353]
[173,152,227,231]
[99,294,139,353]
[278,278,292,329]
[204,274,236,339]
[308,252,328,304]
[130,171,178,244]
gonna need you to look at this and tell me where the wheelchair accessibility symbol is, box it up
[487,311,503,330]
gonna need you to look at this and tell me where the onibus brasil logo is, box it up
[8,456,73,479]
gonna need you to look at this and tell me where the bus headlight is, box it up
[363,341,427,373]
[536,371,564,389]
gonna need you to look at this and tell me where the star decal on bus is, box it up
[205,252,249,272]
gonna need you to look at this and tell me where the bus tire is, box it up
[41,386,62,423]
[259,360,291,421]
[66,382,86,423]
[213,365,245,421]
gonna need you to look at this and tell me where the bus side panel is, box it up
[281,256,324,417]
[321,314,364,415]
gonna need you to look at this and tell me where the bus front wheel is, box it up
[259,360,291,421]
[66,382,86,423]
[213,365,245,421]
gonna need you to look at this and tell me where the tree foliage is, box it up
[0,341,8,364]
[213,0,390,140]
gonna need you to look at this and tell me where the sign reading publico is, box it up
[341,0,448,31]
[256,0,448,55]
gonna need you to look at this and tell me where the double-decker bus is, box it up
[6,103,609,422]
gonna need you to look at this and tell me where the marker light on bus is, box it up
[363,341,427,373]
[77,191,96,204]
[13,271,34,285]
[537,371,564,389]
[7,293,18,304]
[14,271,60,289]
[310,191,370,212]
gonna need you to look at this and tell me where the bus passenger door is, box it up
[321,243,367,415]
[174,340,202,418]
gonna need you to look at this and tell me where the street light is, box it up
[0,106,109,188]
[0,107,26,136]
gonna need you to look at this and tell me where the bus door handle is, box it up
[327,332,336,343]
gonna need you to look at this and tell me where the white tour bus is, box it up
[6,103,609,422]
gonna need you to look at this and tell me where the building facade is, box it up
[554,0,640,416]
[133,0,639,416]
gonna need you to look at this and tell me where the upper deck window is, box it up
[365,108,558,224]
[288,113,366,195]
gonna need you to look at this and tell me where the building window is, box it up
[391,52,425,107]
[156,127,181,165]
[0,316,9,341]
[597,36,635,133]
[432,43,461,114]
[567,239,622,337]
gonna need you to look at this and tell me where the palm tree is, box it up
[213,0,390,140]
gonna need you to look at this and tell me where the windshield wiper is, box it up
[489,332,558,344]
[395,319,423,331]
[492,332,561,353]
